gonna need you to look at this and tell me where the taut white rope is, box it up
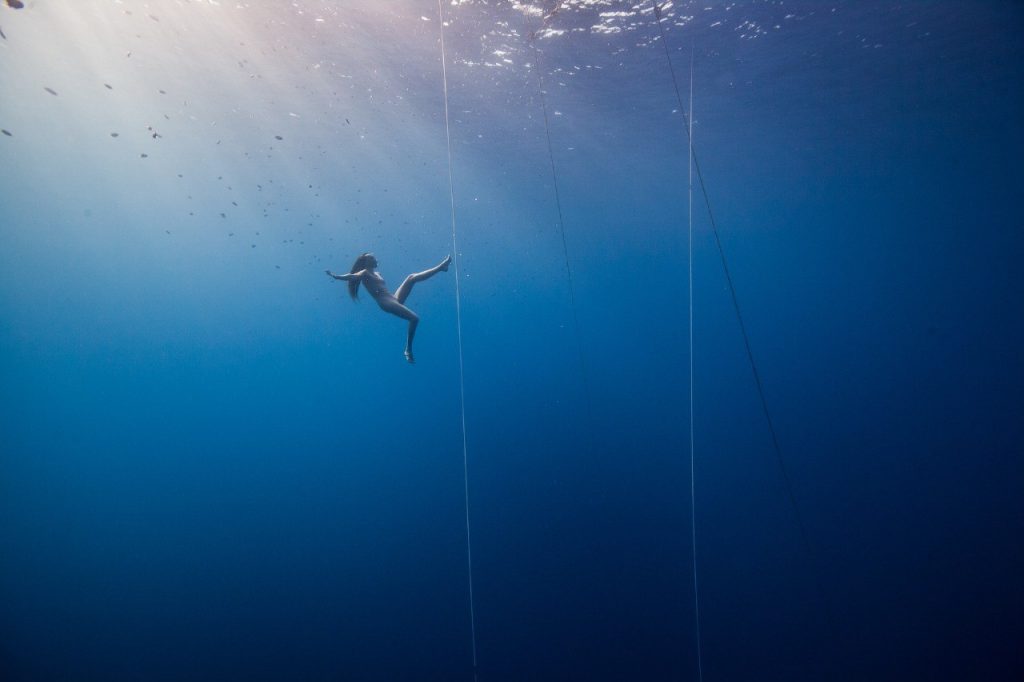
[688,47,704,682]
[436,2,479,679]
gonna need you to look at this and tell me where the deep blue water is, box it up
[1,2,1022,680]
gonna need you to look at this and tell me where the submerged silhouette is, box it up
[326,253,450,363]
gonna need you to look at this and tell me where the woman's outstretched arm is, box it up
[326,269,366,281]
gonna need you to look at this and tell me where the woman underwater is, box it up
[326,253,450,363]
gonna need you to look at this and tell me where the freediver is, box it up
[326,253,450,364]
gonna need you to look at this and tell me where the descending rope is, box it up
[436,3,479,680]
[651,0,813,553]
[526,19,592,412]
[686,49,705,682]
[651,4,841,661]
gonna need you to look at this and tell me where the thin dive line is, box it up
[436,2,479,679]
[687,45,704,682]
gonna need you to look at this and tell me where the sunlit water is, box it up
[1,2,1022,680]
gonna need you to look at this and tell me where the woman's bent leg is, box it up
[395,255,451,304]
[379,297,420,363]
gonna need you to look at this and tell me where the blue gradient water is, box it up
[1,2,1021,680]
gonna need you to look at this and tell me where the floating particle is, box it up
[165,230,171,234]
[159,89,166,94]
[6,1,24,9]
[220,212,226,218]
[110,132,119,137]
[275,265,280,269]
[44,87,57,96]
[140,153,148,158]
[345,118,350,124]
[104,83,113,89]
[149,15,159,22]
[228,232,234,237]
[275,135,283,140]
[251,244,256,249]
[231,201,237,206]
[0,27,6,40]
[177,173,182,178]
[1,129,11,137]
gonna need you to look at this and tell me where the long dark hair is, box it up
[348,252,375,300]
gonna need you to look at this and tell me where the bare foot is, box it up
[439,255,451,272]
[404,349,415,364]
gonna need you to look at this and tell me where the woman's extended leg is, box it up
[394,255,451,304]
[378,297,420,363]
